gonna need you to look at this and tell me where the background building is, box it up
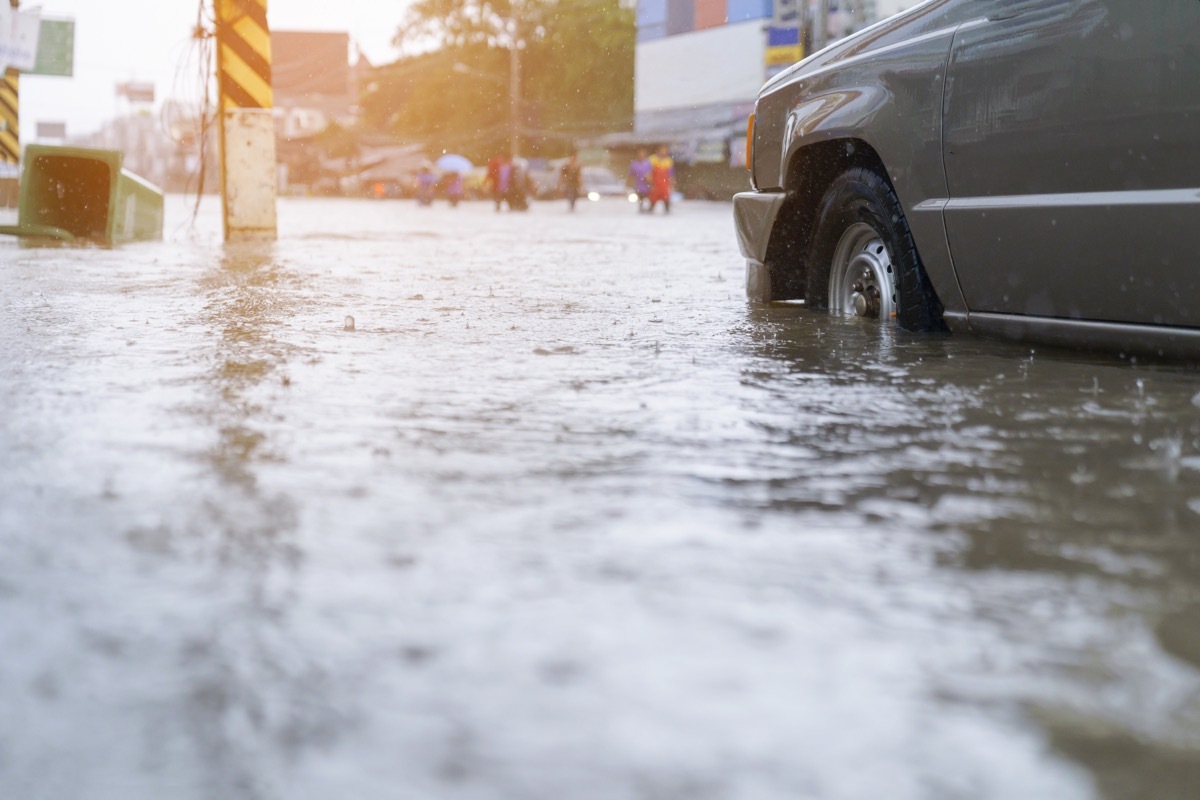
[623,0,918,198]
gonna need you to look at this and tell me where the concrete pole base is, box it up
[221,108,277,241]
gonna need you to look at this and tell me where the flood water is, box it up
[2,196,1199,799]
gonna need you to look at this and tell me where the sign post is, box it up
[766,0,803,79]
[0,0,33,164]
[1,67,16,165]
[29,17,72,76]
[1,3,70,164]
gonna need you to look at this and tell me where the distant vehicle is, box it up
[734,0,1200,359]
[527,160,560,200]
[530,162,633,202]
[580,166,630,201]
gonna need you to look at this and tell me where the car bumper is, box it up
[733,190,787,302]
[733,190,785,262]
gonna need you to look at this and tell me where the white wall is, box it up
[635,21,766,114]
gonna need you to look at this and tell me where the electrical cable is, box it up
[164,0,216,232]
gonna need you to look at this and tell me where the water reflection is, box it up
[745,303,1200,575]
[741,302,1200,791]
[197,243,294,491]
[174,242,328,793]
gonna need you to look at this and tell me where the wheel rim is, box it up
[827,222,897,321]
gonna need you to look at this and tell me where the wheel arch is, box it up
[760,137,891,302]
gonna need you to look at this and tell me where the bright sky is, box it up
[19,0,413,139]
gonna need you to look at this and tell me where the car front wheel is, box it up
[804,167,944,332]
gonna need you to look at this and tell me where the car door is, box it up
[942,0,1200,327]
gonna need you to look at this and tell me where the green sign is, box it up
[29,18,74,77]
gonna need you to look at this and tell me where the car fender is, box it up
[768,24,972,316]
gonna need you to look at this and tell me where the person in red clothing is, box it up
[485,153,513,211]
[647,144,675,214]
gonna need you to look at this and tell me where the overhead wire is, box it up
[163,0,217,231]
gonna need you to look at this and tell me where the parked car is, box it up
[734,0,1200,359]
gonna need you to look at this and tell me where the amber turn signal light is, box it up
[744,113,755,171]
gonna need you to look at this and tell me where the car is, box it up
[530,162,633,202]
[734,0,1200,359]
[525,158,560,200]
[580,166,631,201]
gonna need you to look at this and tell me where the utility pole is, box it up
[214,0,277,240]
[508,9,521,158]
[1,0,20,165]
[812,0,828,53]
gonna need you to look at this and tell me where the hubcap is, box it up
[828,223,897,321]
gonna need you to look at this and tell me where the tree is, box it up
[520,0,635,150]
[317,121,361,167]
[360,0,633,161]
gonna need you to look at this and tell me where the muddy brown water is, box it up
[1,196,1198,799]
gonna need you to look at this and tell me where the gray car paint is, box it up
[733,191,787,302]
[735,0,1200,357]
[943,0,1200,328]
[742,0,990,317]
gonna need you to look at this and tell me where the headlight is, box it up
[587,191,600,202]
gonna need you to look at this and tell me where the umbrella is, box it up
[435,154,473,174]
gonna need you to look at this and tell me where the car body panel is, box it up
[966,312,1200,362]
[772,36,965,314]
[751,2,979,316]
[581,166,629,198]
[732,189,788,301]
[943,0,1200,327]
[733,189,787,265]
[751,0,983,191]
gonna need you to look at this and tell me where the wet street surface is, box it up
[2,196,1200,799]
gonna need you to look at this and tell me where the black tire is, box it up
[805,167,945,332]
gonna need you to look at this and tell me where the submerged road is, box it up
[2,195,1199,799]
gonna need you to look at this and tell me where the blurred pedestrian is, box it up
[559,153,583,212]
[416,165,437,206]
[648,145,675,214]
[628,148,652,213]
[506,157,531,212]
[441,171,464,207]
[485,153,513,211]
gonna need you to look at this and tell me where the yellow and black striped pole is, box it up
[2,0,20,165]
[0,69,17,165]
[215,0,277,240]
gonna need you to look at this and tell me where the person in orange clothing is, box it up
[647,144,675,214]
